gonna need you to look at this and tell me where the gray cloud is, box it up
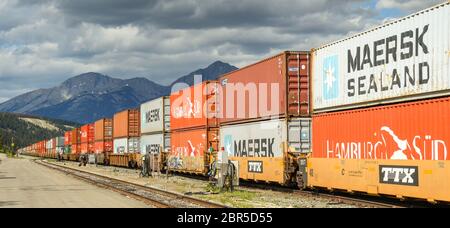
[376,0,443,13]
[0,0,440,102]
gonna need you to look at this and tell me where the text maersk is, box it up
[347,25,430,97]
[233,139,275,158]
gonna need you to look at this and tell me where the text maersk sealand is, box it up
[347,25,430,97]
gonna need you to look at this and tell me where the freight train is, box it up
[19,2,450,204]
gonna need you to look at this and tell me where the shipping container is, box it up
[170,81,218,131]
[308,96,450,202]
[219,51,311,125]
[71,128,81,145]
[113,137,140,154]
[113,109,140,138]
[220,118,311,184]
[94,118,113,141]
[141,97,171,134]
[46,139,54,150]
[169,127,218,174]
[80,124,95,144]
[312,2,450,113]
[64,146,71,154]
[64,131,72,146]
[71,144,80,155]
[38,141,46,155]
[94,141,113,154]
[55,137,64,147]
[80,143,94,154]
[140,133,171,155]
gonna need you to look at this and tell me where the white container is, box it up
[114,137,140,154]
[114,138,127,154]
[128,137,140,153]
[56,137,65,147]
[220,118,311,158]
[46,139,54,150]
[140,97,170,134]
[140,133,171,155]
[312,2,450,112]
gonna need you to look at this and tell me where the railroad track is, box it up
[293,190,405,208]
[33,157,433,208]
[35,160,228,208]
[238,182,415,208]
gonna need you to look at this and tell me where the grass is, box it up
[200,184,258,208]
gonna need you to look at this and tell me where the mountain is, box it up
[0,112,79,150]
[0,61,238,124]
[171,61,237,87]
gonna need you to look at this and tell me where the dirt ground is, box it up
[44,158,357,208]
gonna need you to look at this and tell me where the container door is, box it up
[288,118,311,153]
[164,133,171,153]
[164,97,171,132]
[287,53,310,116]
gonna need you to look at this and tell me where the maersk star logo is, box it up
[224,135,233,156]
[323,55,339,100]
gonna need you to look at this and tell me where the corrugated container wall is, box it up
[71,128,81,145]
[140,134,171,155]
[71,144,80,154]
[95,141,113,154]
[312,96,450,161]
[170,81,218,131]
[219,51,311,125]
[95,118,113,141]
[114,138,140,154]
[169,128,219,174]
[113,109,140,138]
[141,97,171,134]
[80,124,95,144]
[56,137,65,147]
[64,131,72,146]
[312,2,450,112]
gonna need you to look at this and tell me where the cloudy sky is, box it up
[0,0,444,102]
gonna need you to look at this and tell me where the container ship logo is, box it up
[323,55,339,100]
[326,126,448,161]
[173,97,201,119]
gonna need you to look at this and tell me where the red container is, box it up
[169,127,218,174]
[38,141,46,155]
[64,131,72,146]
[312,97,450,161]
[80,143,94,154]
[170,81,218,131]
[113,109,140,138]
[71,128,81,145]
[95,118,113,141]
[81,124,95,144]
[71,144,80,154]
[219,51,310,125]
[94,141,113,154]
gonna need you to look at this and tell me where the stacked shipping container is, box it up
[80,124,95,154]
[64,131,72,154]
[94,118,113,154]
[45,137,65,158]
[169,81,219,174]
[140,97,171,155]
[113,109,141,154]
[71,128,81,154]
[308,2,450,202]
[218,51,312,184]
